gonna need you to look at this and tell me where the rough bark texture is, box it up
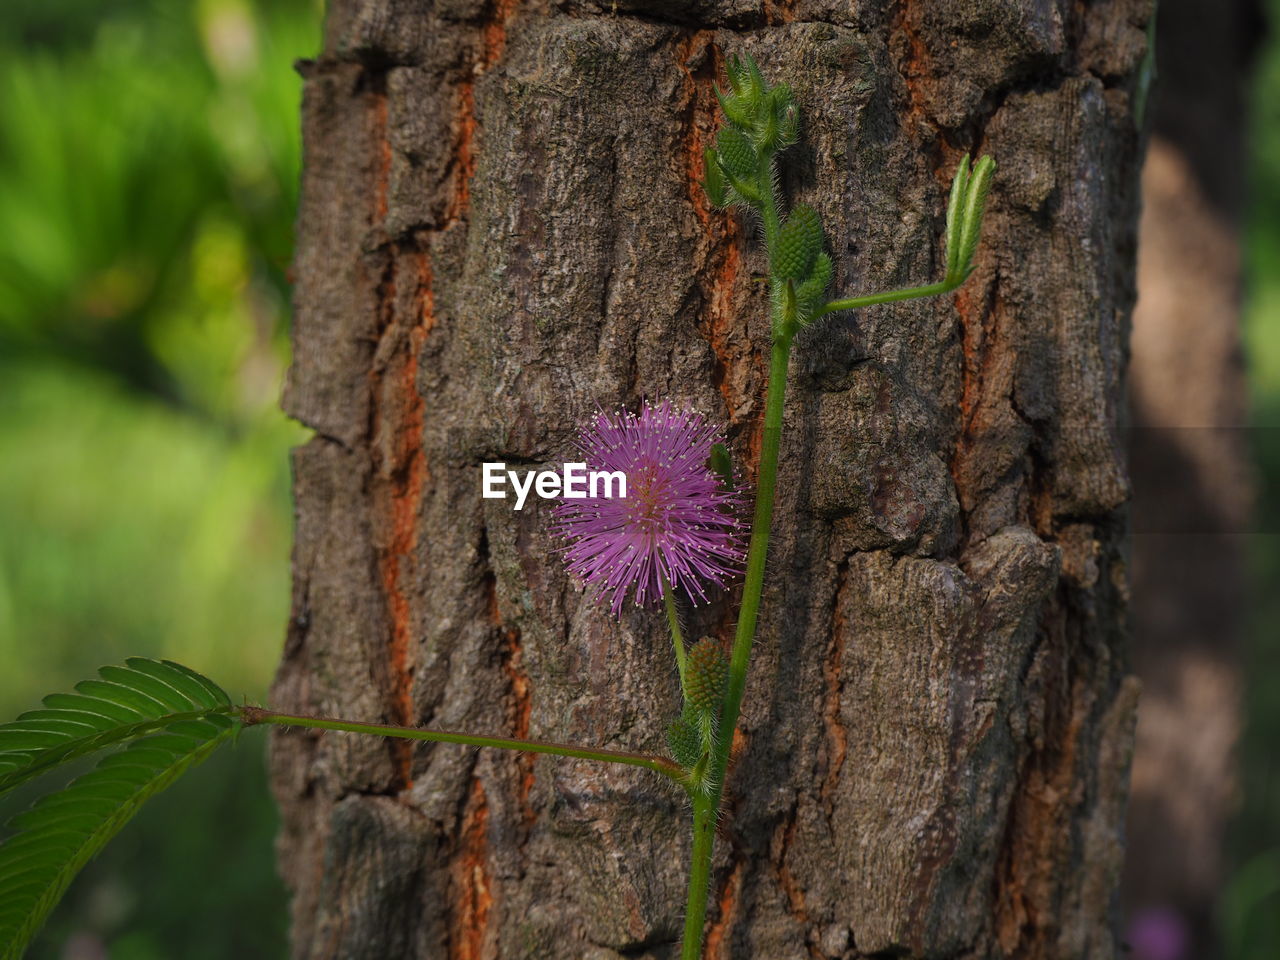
[271,2,1152,958]
[1123,1,1262,955]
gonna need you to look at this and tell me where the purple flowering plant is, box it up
[553,401,745,617]
[0,55,993,960]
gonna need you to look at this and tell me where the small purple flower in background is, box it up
[1128,907,1190,960]
[554,401,744,617]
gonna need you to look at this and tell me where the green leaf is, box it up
[0,713,239,960]
[754,101,780,151]
[726,54,765,110]
[0,659,233,796]
[782,278,799,326]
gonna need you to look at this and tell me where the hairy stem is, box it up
[681,330,793,959]
[679,72,988,956]
[679,140,795,960]
[240,707,683,779]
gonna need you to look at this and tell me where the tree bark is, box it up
[270,2,1152,958]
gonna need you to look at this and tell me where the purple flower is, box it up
[553,401,745,617]
[1128,907,1190,960]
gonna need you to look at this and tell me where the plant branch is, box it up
[239,706,683,780]
[682,59,993,959]
[680,330,791,959]
[817,277,958,317]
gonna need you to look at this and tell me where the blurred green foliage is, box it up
[0,0,319,957]
[1228,2,1280,955]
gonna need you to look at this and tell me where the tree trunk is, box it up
[270,2,1151,958]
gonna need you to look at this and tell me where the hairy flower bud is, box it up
[726,54,765,110]
[716,128,756,179]
[774,204,823,281]
[797,252,834,319]
[772,84,799,146]
[686,638,728,712]
[667,712,703,768]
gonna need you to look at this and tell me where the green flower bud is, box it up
[725,55,749,97]
[716,128,756,179]
[768,85,799,147]
[754,102,780,151]
[726,54,765,110]
[796,252,834,319]
[667,712,702,768]
[778,102,799,147]
[944,153,972,280]
[956,155,995,278]
[685,638,728,713]
[774,204,823,281]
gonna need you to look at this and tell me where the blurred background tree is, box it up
[0,0,1277,958]
[1124,3,1263,960]
[0,1,318,957]
[1228,0,1280,953]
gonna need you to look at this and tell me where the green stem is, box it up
[664,575,689,693]
[681,332,793,960]
[239,707,682,780]
[817,277,959,317]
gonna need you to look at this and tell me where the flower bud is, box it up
[686,638,728,712]
[956,155,995,278]
[797,252,833,319]
[716,128,756,179]
[667,712,703,768]
[754,103,780,151]
[774,205,823,281]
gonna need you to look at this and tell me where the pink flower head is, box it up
[554,401,745,617]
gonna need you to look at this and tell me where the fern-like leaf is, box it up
[0,659,232,796]
[0,713,239,959]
